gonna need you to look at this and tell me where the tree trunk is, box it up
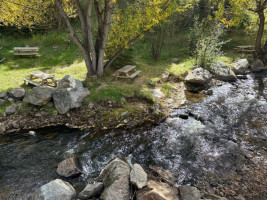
[255,12,265,57]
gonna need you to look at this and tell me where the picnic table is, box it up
[115,65,141,80]
[24,70,58,87]
[14,46,39,56]
[234,45,255,54]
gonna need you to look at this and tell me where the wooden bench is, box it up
[24,70,59,87]
[14,46,39,56]
[23,78,42,87]
[235,45,255,54]
[115,65,142,80]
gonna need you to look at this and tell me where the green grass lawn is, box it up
[0,30,248,107]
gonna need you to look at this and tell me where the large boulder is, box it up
[137,180,179,200]
[57,75,83,89]
[250,59,267,72]
[56,157,82,178]
[233,59,250,75]
[53,87,90,114]
[179,185,201,200]
[0,92,8,99]
[31,179,76,200]
[52,89,71,114]
[9,88,25,101]
[130,164,148,189]
[185,67,212,84]
[78,182,104,199]
[210,61,237,81]
[53,76,90,115]
[98,158,131,200]
[23,87,54,106]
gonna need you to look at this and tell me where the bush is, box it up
[191,18,229,68]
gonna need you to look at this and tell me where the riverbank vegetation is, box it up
[1,0,267,119]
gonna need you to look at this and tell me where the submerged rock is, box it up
[210,61,237,81]
[56,157,82,178]
[179,185,201,200]
[130,163,148,189]
[23,87,54,106]
[233,59,250,75]
[137,180,179,200]
[185,67,212,85]
[31,179,76,200]
[78,182,104,199]
[98,158,131,200]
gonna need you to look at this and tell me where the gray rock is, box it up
[150,89,165,99]
[98,158,131,200]
[137,180,179,200]
[5,106,16,115]
[0,92,8,99]
[250,59,267,72]
[28,131,36,136]
[179,185,201,200]
[56,157,82,178]
[52,89,71,114]
[0,124,6,134]
[57,75,83,89]
[233,59,249,75]
[7,98,15,104]
[68,87,90,108]
[9,88,25,100]
[161,71,170,82]
[0,99,6,105]
[23,87,54,106]
[53,87,90,115]
[78,182,104,199]
[130,164,147,189]
[185,68,212,84]
[210,61,237,81]
[31,179,76,200]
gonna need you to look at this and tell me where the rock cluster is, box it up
[31,157,229,200]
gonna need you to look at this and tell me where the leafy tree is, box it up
[213,0,267,58]
[0,0,193,78]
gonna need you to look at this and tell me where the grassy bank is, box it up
[0,30,249,115]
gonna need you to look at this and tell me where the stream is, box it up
[0,72,267,200]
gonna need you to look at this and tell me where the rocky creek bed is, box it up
[0,69,267,199]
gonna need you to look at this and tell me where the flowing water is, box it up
[0,72,267,200]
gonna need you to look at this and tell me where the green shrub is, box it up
[191,18,229,68]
